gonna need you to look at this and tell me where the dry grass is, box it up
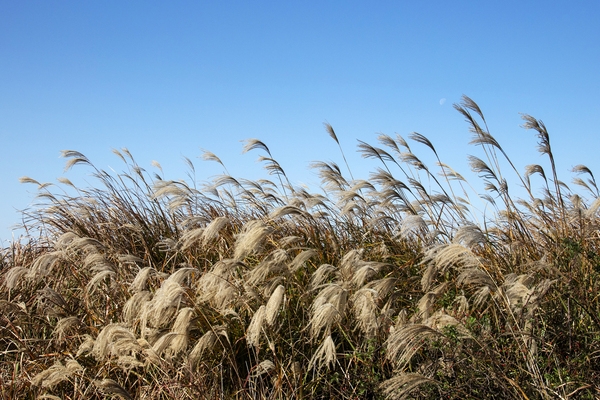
[2,96,600,399]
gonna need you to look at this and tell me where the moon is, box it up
[439,98,447,105]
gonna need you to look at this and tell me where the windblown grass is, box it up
[2,96,600,399]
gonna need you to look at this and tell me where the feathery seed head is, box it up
[308,335,337,371]
[234,220,272,261]
[247,305,266,348]
[167,307,195,356]
[31,362,71,388]
[265,284,285,326]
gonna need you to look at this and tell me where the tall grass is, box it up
[2,96,599,399]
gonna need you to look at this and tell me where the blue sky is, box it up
[2,1,599,244]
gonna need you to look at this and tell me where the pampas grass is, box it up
[2,95,600,398]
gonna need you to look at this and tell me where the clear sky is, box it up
[2,1,599,244]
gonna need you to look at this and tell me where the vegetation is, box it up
[1,96,599,399]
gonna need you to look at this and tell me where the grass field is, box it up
[2,96,599,399]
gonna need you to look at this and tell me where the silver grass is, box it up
[377,133,401,155]
[92,324,140,360]
[143,279,185,329]
[472,286,491,310]
[572,164,595,179]
[151,332,178,358]
[201,149,229,176]
[310,302,339,340]
[188,330,218,368]
[265,285,285,326]
[142,346,162,366]
[308,335,337,371]
[380,373,435,399]
[180,227,206,251]
[414,283,448,321]
[312,283,349,318]
[352,288,379,338]
[410,132,437,154]
[117,254,143,265]
[26,252,62,281]
[453,223,486,248]
[338,188,367,206]
[31,362,71,388]
[242,138,272,156]
[425,311,470,337]
[151,159,162,171]
[310,161,349,192]
[392,309,409,332]
[83,253,107,275]
[196,260,240,310]
[525,164,547,185]
[54,231,78,248]
[522,279,554,319]
[212,285,239,312]
[289,249,317,273]
[252,359,276,377]
[95,379,133,400]
[401,152,427,170]
[65,358,83,374]
[246,248,288,287]
[157,237,178,253]
[380,300,398,326]
[233,220,273,261]
[454,295,469,316]
[351,262,387,287]
[421,243,482,292]
[85,269,116,296]
[340,200,360,217]
[310,264,336,289]
[585,196,600,218]
[60,150,92,171]
[570,195,584,218]
[53,316,80,341]
[130,267,156,293]
[437,162,467,181]
[324,122,339,144]
[152,179,193,201]
[201,216,230,245]
[269,205,311,220]
[456,268,496,290]
[0,300,26,316]
[116,355,144,371]
[503,274,532,314]
[19,176,44,186]
[3,266,29,289]
[386,323,441,369]
[468,155,498,181]
[339,249,364,282]
[247,305,266,348]
[415,292,437,322]
[123,291,152,325]
[398,214,427,239]
[279,235,303,247]
[142,269,195,330]
[167,307,195,356]
[168,267,197,285]
[76,334,95,357]
[36,287,69,317]
[368,277,398,299]
[67,236,106,254]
